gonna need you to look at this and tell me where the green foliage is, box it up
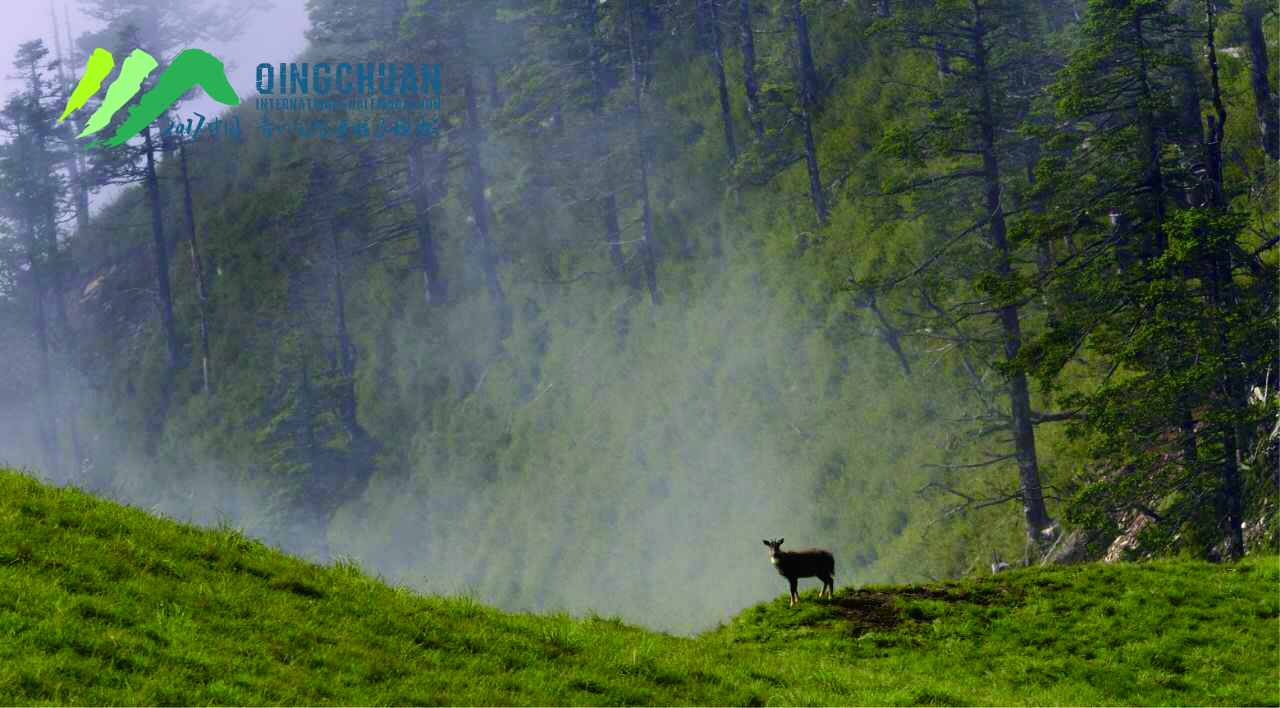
[1013,0,1279,561]
[1031,206,1278,557]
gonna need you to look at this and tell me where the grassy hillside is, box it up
[1,467,1276,706]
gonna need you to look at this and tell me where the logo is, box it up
[58,47,238,148]
[253,62,442,112]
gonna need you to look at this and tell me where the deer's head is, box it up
[762,538,785,564]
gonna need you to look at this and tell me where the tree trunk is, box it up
[180,143,212,395]
[1217,416,1245,559]
[584,0,627,275]
[143,126,178,456]
[638,155,661,306]
[44,246,81,475]
[800,103,827,225]
[627,0,662,306]
[1175,39,1204,155]
[1204,0,1245,561]
[792,0,826,225]
[602,195,624,276]
[706,0,737,162]
[195,225,213,394]
[21,222,59,479]
[792,0,820,108]
[1243,2,1279,160]
[52,4,90,236]
[331,224,359,440]
[972,6,1052,548]
[44,21,85,475]
[295,355,332,563]
[486,61,502,113]
[1179,401,1199,482]
[529,103,556,240]
[52,284,82,476]
[1131,11,1167,259]
[409,138,447,305]
[461,50,506,309]
[861,293,911,376]
[739,0,764,138]
[460,44,512,342]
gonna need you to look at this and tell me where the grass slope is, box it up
[1,467,1276,706]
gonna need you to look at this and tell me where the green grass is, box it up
[1,467,1276,706]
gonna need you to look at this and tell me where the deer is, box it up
[762,538,835,606]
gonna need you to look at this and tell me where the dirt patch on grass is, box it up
[896,582,1025,606]
[829,591,904,636]
[830,583,1025,636]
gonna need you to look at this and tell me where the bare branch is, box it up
[923,453,1016,471]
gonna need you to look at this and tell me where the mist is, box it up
[0,230,910,637]
[0,0,977,638]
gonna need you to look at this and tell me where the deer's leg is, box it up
[788,577,798,606]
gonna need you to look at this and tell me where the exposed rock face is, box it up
[1103,513,1153,563]
[1041,527,1106,566]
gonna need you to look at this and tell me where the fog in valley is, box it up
[0,0,940,636]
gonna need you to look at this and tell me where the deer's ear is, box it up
[762,540,770,546]
[778,538,784,545]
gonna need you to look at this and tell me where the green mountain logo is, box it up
[58,47,239,148]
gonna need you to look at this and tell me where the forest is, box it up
[0,0,1276,634]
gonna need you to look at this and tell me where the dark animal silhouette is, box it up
[762,538,834,606]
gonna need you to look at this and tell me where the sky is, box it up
[2,0,311,160]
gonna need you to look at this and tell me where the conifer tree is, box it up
[1021,0,1277,560]
[0,41,68,480]
[70,0,265,455]
[867,0,1062,551]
